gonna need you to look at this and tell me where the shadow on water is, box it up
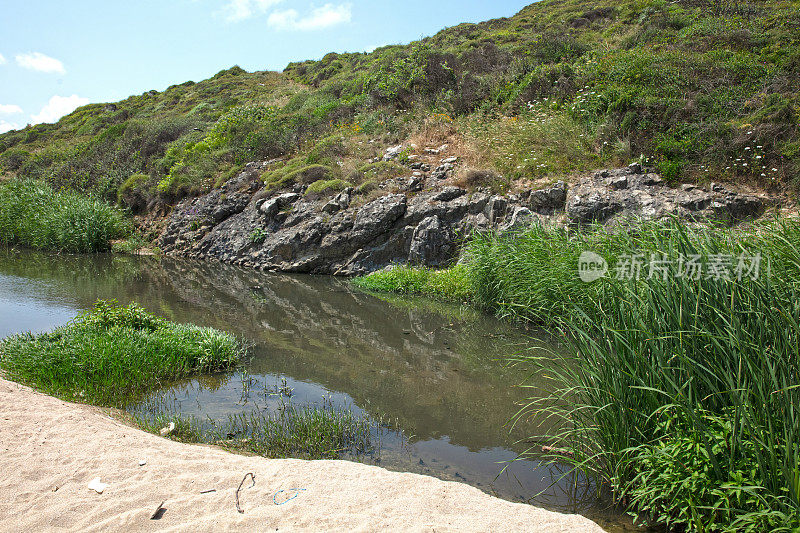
[0,249,646,532]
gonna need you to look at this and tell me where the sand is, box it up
[0,378,606,532]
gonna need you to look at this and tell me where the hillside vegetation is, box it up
[1,0,798,211]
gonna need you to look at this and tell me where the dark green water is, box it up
[0,249,643,531]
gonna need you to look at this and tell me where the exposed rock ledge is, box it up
[159,163,773,276]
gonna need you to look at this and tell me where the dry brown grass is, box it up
[452,168,501,190]
[408,115,481,167]
[348,186,392,209]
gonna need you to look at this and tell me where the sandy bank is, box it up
[0,378,605,532]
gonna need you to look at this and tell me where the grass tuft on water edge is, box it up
[351,263,472,302]
[0,300,244,407]
[132,394,375,461]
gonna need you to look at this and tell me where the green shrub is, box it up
[357,161,405,181]
[304,179,352,196]
[262,161,334,190]
[355,179,379,195]
[305,135,348,164]
[117,173,151,211]
[624,409,794,532]
[0,148,30,171]
[214,164,242,188]
[249,228,268,243]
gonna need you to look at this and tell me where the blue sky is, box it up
[0,0,533,133]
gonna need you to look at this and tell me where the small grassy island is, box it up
[0,301,373,460]
[0,300,242,405]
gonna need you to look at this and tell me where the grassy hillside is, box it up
[1,0,798,209]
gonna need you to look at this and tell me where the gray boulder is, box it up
[501,207,537,233]
[383,145,404,161]
[409,216,454,266]
[567,193,623,225]
[349,194,407,246]
[259,193,300,218]
[433,187,467,202]
[485,196,509,224]
[528,181,567,214]
[322,191,351,214]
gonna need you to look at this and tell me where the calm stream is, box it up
[0,249,641,531]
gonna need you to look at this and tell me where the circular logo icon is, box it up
[578,251,608,283]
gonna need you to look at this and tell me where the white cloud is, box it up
[0,104,23,115]
[31,95,89,125]
[15,52,66,74]
[364,43,388,53]
[222,0,283,22]
[0,120,21,134]
[0,53,6,65]
[268,3,351,31]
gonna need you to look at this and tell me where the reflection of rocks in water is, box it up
[137,256,554,453]
[0,250,556,455]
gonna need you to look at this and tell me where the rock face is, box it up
[161,170,492,275]
[528,181,567,214]
[566,165,767,226]
[409,216,454,266]
[159,163,772,276]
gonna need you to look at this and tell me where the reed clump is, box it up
[0,180,130,253]
[522,220,800,531]
[355,219,800,530]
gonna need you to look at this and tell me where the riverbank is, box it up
[355,218,800,531]
[0,377,605,532]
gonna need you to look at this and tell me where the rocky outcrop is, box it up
[566,165,767,226]
[409,216,454,266]
[159,163,773,276]
[161,169,492,275]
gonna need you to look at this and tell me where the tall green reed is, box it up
[0,179,130,253]
[513,220,800,531]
